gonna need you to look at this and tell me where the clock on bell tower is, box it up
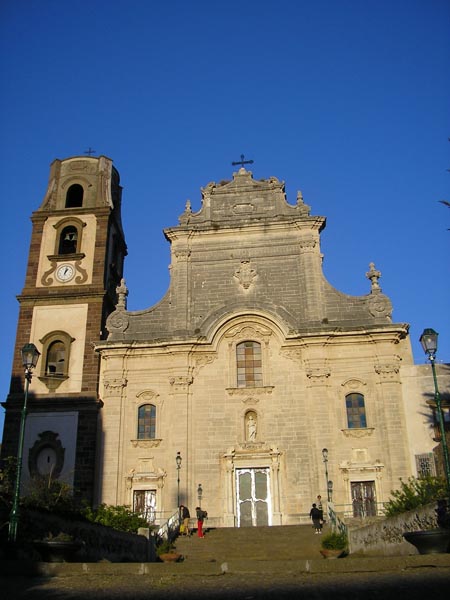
[1,155,127,505]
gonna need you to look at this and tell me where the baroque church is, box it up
[2,154,448,528]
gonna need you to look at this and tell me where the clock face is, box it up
[56,264,75,283]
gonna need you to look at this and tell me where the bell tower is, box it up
[1,155,127,505]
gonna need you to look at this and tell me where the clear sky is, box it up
[0,0,449,434]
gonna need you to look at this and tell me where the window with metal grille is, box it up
[236,341,262,388]
[138,404,156,439]
[345,393,367,428]
[415,453,436,478]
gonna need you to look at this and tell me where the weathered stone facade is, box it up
[3,158,448,527]
[95,167,430,527]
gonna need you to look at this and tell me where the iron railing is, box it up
[156,510,180,542]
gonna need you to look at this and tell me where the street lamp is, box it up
[328,480,334,503]
[322,448,331,502]
[8,342,40,543]
[197,483,203,508]
[420,328,450,497]
[176,451,182,507]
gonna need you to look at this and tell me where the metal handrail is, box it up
[332,502,386,519]
[156,510,180,542]
[327,501,348,536]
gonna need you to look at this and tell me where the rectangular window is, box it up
[346,393,367,428]
[415,453,436,478]
[138,404,156,439]
[236,341,262,388]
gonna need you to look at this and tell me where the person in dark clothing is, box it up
[309,503,322,534]
[179,504,191,536]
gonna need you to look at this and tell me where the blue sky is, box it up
[1,0,449,434]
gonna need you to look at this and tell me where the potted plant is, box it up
[33,532,83,562]
[320,531,348,559]
[156,538,182,563]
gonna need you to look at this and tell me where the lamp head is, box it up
[420,328,438,359]
[176,451,182,468]
[21,343,40,371]
[322,448,328,461]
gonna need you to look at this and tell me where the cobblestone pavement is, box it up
[2,568,450,600]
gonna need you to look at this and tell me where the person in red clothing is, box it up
[196,506,207,537]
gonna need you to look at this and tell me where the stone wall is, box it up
[24,509,153,562]
[349,502,438,556]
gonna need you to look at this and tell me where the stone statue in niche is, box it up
[246,413,257,442]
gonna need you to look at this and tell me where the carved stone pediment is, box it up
[225,322,272,340]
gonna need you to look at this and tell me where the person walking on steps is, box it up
[196,506,207,538]
[309,503,322,534]
[180,504,191,536]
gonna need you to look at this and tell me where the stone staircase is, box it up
[174,524,326,566]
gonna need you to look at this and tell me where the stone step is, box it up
[174,524,327,563]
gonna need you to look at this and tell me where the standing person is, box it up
[179,504,190,536]
[317,495,324,524]
[196,506,207,538]
[309,503,322,534]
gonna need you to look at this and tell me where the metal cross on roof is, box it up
[232,154,254,168]
[84,147,96,156]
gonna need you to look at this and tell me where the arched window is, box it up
[45,340,66,376]
[65,184,84,208]
[236,341,262,388]
[39,330,74,391]
[345,393,367,428]
[58,225,78,254]
[138,404,156,439]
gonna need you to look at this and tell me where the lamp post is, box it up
[322,448,331,502]
[420,328,450,497]
[176,451,182,507]
[197,483,203,508]
[8,343,40,543]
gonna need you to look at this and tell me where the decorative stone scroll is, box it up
[279,347,302,363]
[374,359,401,381]
[193,352,217,374]
[226,386,273,397]
[104,378,127,395]
[367,294,392,320]
[131,439,162,448]
[106,279,130,334]
[169,375,193,391]
[298,236,316,252]
[234,260,258,290]
[341,427,375,438]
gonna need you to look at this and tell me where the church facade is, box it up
[2,155,448,528]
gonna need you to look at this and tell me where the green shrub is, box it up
[83,503,149,533]
[156,538,176,556]
[384,476,446,517]
[22,473,76,513]
[321,531,348,550]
